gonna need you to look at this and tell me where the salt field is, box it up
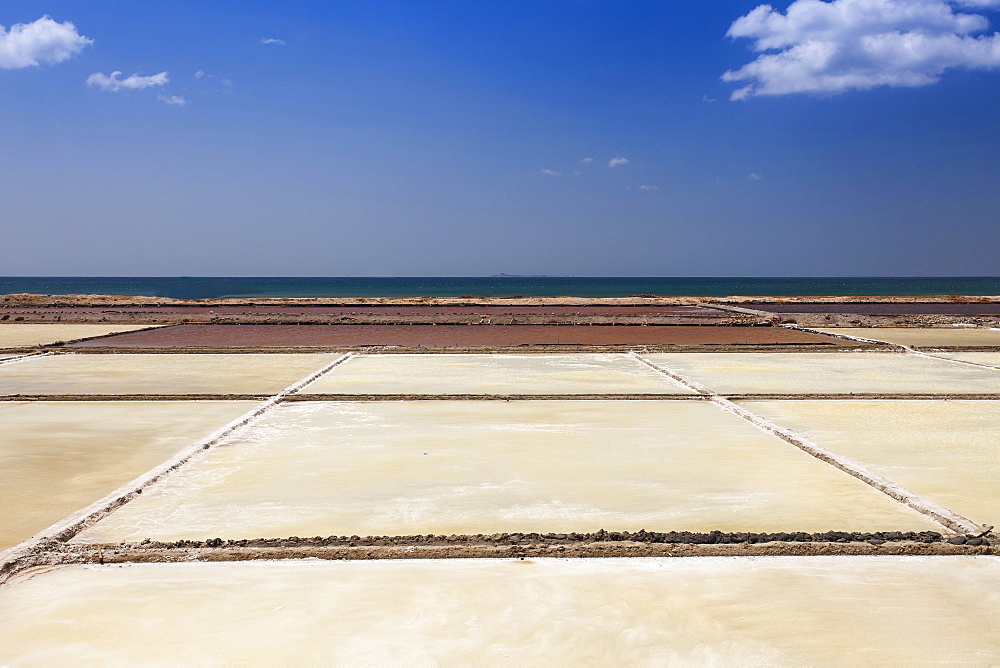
[0,353,338,396]
[0,401,255,550]
[2,328,999,662]
[0,324,157,348]
[75,400,936,543]
[746,400,1000,529]
[3,557,1000,665]
[645,352,1000,394]
[938,352,1000,367]
[815,327,1000,347]
[302,353,692,395]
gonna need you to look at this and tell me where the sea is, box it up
[2,277,999,300]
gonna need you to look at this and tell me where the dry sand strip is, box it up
[630,352,987,536]
[0,353,357,585]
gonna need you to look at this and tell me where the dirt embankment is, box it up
[4,529,995,585]
[3,294,998,328]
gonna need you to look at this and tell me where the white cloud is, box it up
[748,172,764,180]
[638,185,660,191]
[260,37,286,45]
[703,94,719,102]
[0,15,91,69]
[87,70,169,91]
[540,168,561,176]
[194,70,205,79]
[608,156,629,168]
[581,157,594,164]
[724,0,1000,100]
[158,94,187,106]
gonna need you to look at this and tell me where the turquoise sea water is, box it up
[1,277,998,299]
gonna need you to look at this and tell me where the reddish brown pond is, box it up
[69,325,845,348]
[2,305,720,316]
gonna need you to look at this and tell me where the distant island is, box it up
[491,274,572,278]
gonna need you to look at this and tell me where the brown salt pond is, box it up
[0,401,255,550]
[1,304,720,316]
[3,557,999,665]
[69,324,844,348]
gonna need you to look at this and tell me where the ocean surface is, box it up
[1,277,998,300]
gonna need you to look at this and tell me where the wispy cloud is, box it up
[702,94,718,103]
[87,70,169,91]
[608,156,629,168]
[748,172,763,181]
[260,37,286,45]
[580,157,594,164]
[724,0,1000,100]
[194,70,234,88]
[638,185,659,191]
[158,94,187,106]
[0,15,91,69]
[540,168,561,176]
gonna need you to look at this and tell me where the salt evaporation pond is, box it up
[938,352,1000,367]
[2,557,999,665]
[0,401,255,550]
[645,352,1000,394]
[0,324,158,348]
[815,327,1000,347]
[75,401,936,543]
[303,354,692,395]
[0,353,337,395]
[746,400,1000,529]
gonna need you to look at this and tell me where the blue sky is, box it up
[2,0,999,276]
